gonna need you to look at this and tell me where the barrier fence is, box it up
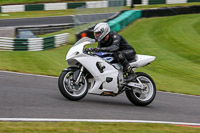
[74,0,125,34]
[0,33,69,51]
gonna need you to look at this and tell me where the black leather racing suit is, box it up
[98,31,136,71]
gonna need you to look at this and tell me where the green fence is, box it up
[25,4,44,11]
[108,0,126,7]
[188,0,200,2]
[14,39,28,51]
[43,36,55,50]
[148,0,166,5]
[67,2,86,9]
[134,0,142,4]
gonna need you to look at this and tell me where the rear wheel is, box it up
[126,72,156,106]
[58,69,88,101]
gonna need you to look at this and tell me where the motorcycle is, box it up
[58,37,156,106]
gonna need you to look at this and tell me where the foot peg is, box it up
[124,73,137,82]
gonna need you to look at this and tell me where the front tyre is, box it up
[58,69,88,101]
[126,72,156,106]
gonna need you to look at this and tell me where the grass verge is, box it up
[0,122,200,133]
[0,9,74,19]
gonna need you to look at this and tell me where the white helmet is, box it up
[94,22,110,41]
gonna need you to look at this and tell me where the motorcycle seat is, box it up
[130,54,156,68]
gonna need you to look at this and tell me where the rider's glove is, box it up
[84,48,93,52]
[93,48,100,52]
[99,47,107,52]
[85,48,100,52]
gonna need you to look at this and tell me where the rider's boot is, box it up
[124,65,137,82]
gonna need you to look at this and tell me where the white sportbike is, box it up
[58,37,156,106]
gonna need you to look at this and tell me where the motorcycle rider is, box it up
[91,22,136,82]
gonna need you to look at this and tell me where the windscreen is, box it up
[74,37,95,46]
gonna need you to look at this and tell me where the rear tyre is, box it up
[58,69,88,101]
[126,72,156,106]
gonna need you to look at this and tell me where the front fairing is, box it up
[66,37,95,60]
[65,37,119,94]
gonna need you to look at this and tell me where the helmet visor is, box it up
[94,32,102,41]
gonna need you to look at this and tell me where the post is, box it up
[131,0,134,8]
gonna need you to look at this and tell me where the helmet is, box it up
[94,22,110,41]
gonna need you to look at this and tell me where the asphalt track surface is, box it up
[0,16,73,27]
[0,13,115,27]
[0,71,200,124]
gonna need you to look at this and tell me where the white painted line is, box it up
[0,118,200,126]
[0,70,58,79]
[158,91,200,98]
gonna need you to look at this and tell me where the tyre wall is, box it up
[0,0,199,13]
[0,33,69,51]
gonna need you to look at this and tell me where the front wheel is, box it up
[126,72,156,106]
[58,69,88,101]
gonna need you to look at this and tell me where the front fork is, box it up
[73,66,84,84]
